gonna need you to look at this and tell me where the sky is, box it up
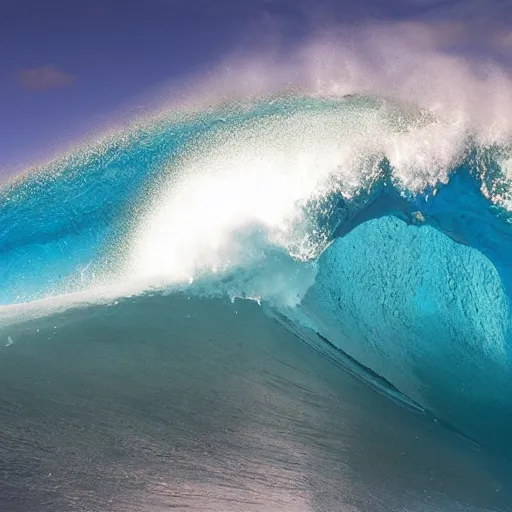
[1,0,511,175]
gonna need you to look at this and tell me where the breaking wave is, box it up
[2,84,512,459]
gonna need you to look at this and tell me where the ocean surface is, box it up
[1,94,512,511]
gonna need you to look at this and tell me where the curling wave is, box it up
[1,94,512,455]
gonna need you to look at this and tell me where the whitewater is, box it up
[2,28,512,511]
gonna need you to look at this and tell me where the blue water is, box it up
[1,95,512,510]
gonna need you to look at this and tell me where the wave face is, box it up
[2,95,512,463]
[2,294,511,511]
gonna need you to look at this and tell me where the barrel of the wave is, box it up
[299,215,512,454]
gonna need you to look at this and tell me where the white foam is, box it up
[129,98,471,284]
[125,19,512,286]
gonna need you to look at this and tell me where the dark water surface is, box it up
[1,293,510,512]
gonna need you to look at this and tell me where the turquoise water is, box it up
[1,95,512,510]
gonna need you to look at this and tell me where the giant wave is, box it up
[2,93,512,462]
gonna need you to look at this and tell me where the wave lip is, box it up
[2,95,512,305]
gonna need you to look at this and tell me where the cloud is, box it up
[17,64,74,91]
